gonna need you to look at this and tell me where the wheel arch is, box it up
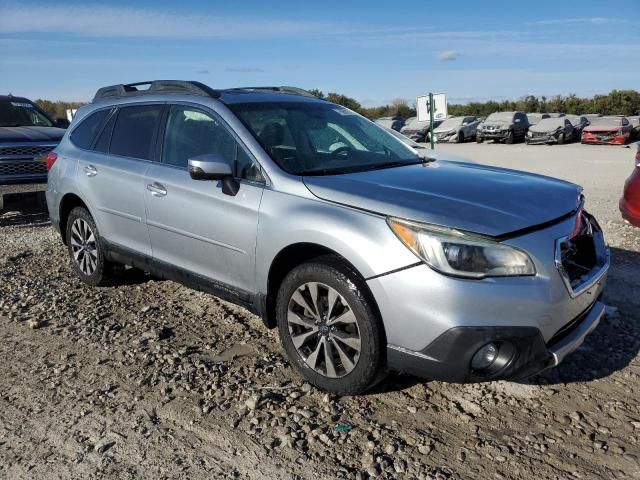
[262,242,382,331]
[58,193,91,245]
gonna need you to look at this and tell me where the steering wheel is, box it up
[330,145,352,158]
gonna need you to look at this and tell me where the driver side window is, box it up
[162,105,264,182]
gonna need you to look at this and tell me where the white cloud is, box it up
[0,3,342,39]
[225,67,264,73]
[437,50,460,62]
[529,17,625,26]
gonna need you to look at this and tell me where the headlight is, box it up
[527,131,532,137]
[387,218,536,278]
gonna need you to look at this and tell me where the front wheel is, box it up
[476,135,484,144]
[557,133,565,145]
[456,131,464,143]
[276,257,385,395]
[505,130,515,144]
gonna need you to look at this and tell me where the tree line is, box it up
[308,89,640,119]
[35,89,640,122]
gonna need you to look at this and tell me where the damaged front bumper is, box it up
[526,133,560,145]
[582,131,629,145]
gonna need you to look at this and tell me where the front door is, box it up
[144,104,265,294]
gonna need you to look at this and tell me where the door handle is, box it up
[146,182,167,197]
[84,164,98,177]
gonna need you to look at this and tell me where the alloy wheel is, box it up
[70,218,98,276]
[287,282,361,378]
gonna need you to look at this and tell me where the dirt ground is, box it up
[1,142,639,479]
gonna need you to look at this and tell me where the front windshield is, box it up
[437,117,463,130]
[0,100,54,127]
[230,102,420,175]
[486,112,514,122]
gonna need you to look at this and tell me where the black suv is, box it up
[476,111,529,144]
[0,95,68,210]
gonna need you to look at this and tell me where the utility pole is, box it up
[429,92,435,150]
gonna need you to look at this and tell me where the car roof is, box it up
[217,88,326,105]
[0,95,33,103]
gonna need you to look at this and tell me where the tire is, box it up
[65,207,120,287]
[505,130,514,144]
[557,133,565,145]
[276,256,385,395]
[456,131,464,143]
[476,135,484,144]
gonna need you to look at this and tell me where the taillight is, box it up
[46,151,58,171]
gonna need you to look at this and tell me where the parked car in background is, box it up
[433,116,480,143]
[619,142,640,227]
[47,80,609,394]
[476,111,529,144]
[564,115,590,137]
[0,95,68,211]
[526,117,575,145]
[628,116,640,140]
[375,116,405,132]
[400,117,443,142]
[582,116,634,145]
[526,113,550,126]
[547,113,565,118]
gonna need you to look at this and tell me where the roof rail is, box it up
[92,80,220,102]
[230,86,319,98]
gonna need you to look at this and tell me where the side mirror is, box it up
[188,154,240,196]
[55,118,70,129]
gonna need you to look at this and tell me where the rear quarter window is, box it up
[70,109,109,149]
[110,105,163,160]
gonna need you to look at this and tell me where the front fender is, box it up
[255,189,419,294]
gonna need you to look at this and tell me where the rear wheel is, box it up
[65,207,120,286]
[276,257,385,395]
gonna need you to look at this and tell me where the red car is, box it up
[582,116,634,145]
[620,142,640,226]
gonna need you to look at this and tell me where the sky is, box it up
[0,0,638,106]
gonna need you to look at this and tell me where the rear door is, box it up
[143,103,265,293]
[75,104,163,256]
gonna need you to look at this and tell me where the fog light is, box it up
[471,342,499,371]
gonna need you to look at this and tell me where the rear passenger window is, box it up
[70,109,109,149]
[110,105,162,160]
[93,112,116,153]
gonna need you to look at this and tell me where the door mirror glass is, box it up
[188,154,233,180]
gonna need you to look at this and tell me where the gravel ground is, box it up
[1,142,639,479]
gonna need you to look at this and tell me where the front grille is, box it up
[0,161,47,176]
[0,145,54,157]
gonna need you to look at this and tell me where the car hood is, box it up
[481,120,511,128]
[303,161,581,237]
[529,124,563,134]
[433,126,458,134]
[583,123,620,132]
[0,126,66,143]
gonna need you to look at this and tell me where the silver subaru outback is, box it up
[46,81,609,395]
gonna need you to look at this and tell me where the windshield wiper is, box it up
[299,160,424,176]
